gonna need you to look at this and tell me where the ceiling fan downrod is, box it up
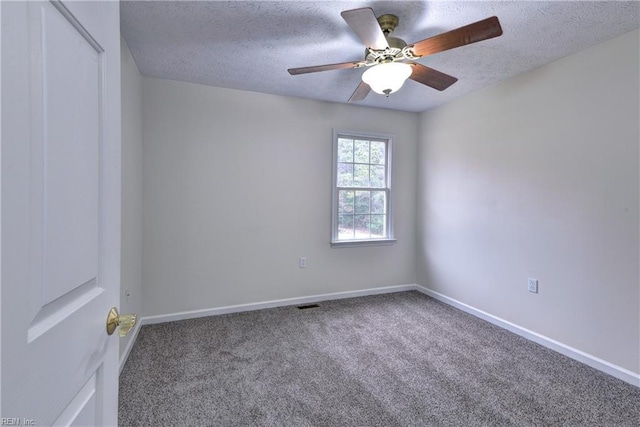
[377,14,399,36]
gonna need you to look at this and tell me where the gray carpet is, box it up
[119,291,639,426]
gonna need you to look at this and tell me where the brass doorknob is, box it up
[106,307,137,337]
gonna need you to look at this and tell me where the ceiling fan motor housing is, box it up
[365,36,407,63]
[364,13,407,63]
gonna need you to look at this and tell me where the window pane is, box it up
[338,215,354,239]
[338,190,354,213]
[371,165,385,188]
[337,163,353,186]
[354,215,370,238]
[371,191,385,214]
[355,191,370,214]
[354,140,370,163]
[370,141,386,164]
[371,215,386,237]
[338,138,353,162]
[334,133,391,243]
[353,164,370,187]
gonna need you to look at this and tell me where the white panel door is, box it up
[1,1,121,425]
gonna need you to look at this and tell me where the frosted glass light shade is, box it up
[362,62,412,95]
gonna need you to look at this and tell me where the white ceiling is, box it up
[121,1,639,113]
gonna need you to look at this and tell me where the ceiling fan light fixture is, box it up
[362,62,412,96]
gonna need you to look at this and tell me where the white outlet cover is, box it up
[528,278,538,293]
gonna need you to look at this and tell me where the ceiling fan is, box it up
[288,8,503,102]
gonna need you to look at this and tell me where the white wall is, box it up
[141,78,418,316]
[120,38,143,357]
[417,30,639,373]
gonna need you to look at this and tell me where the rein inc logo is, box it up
[1,419,35,426]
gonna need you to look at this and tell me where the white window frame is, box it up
[331,130,396,248]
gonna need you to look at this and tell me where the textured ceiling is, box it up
[121,1,639,113]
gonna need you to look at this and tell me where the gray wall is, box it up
[141,79,419,316]
[416,29,639,373]
[120,38,143,357]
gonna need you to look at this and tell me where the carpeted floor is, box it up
[119,291,639,426]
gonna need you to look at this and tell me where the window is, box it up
[332,131,395,247]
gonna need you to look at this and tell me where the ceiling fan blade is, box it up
[341,8,389,50]
[288,61,362,75]
[410,16,503,57]
[348,81,371,102]
[408,62,458,91]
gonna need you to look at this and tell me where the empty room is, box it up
[1,1,639,426]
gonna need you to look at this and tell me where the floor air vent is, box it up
[297,304,320,310]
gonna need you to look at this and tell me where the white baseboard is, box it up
[141,284,416,325]
[119,320,142,374]
[119,284,414,370]
[119,283,639,388]
[415,285,640,388]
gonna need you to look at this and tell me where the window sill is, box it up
[330,238,397,248]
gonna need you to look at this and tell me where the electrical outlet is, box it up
[299,257,307,268]
[527,278,538,294]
